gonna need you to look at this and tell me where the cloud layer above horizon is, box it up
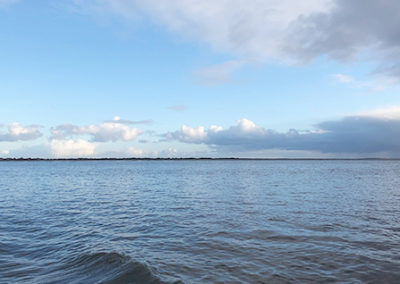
[166,114,400,154]
[2,107,400,158]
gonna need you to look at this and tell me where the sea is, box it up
[1,160,399,283]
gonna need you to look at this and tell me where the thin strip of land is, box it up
[0,158,398,161]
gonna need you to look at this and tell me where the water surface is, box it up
[1,160,400,283]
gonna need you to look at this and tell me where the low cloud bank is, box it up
[167,113,400,155]
[3,110,400,157]
[50,139,96,158]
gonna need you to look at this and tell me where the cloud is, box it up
[193,60,244,85]
[357,106,400,120]
[167,105,187,112]
[332,73,397,92]
[166,109,400,155]
[287,0,400,75]
[104,116,153,125]
[0,123,42,142]
[333,73,354,84]
[50,139,96,158]
[127,146,144,157]
[170,125,208,143]
[73,0,332,61]
[1,150,9,155]
[50,117,143,142]
[74,0,400,80]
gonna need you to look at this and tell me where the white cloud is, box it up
[193,60,244,85]
[235,118,263,133]
[1,150,9,155]
[332,72,400,92]
[50,139,96,158]
[73,0,400,81]
[170,125,208,143]
[0,123,42,142]
[357,106,400,120]
[333,73,354,84]
[73,0,333,61]
[50,117,143,142]
[209,125,223,132]
[127,146,144,157]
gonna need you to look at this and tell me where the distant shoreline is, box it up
[0,157,399,161]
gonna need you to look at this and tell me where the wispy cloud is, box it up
[73,0,400,81]
[333,73,354,84]
[104,116,153,125]
[167,105,187,112]
[192,60,244,85]
[73,0,332,61]
[332,73,397,92]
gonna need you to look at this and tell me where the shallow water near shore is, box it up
[1,160,400,283]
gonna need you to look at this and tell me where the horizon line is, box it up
[1,157,399,161]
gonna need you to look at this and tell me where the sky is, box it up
[1,0,400,158]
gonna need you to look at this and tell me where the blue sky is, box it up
[1,0,400,158]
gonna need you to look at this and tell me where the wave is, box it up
[44,251,166,284]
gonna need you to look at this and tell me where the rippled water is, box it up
[1,160,400,283]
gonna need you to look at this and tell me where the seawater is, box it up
[1,160,400,283]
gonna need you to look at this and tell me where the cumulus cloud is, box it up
[166,110,400,155]
[50,139,96,158]
[50,117,143,142]
[0,123,42,142]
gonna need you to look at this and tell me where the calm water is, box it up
[1,160,400,283]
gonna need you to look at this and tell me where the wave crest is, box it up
[52,251,164,284]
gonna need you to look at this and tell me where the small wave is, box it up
[45,252,165,284]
